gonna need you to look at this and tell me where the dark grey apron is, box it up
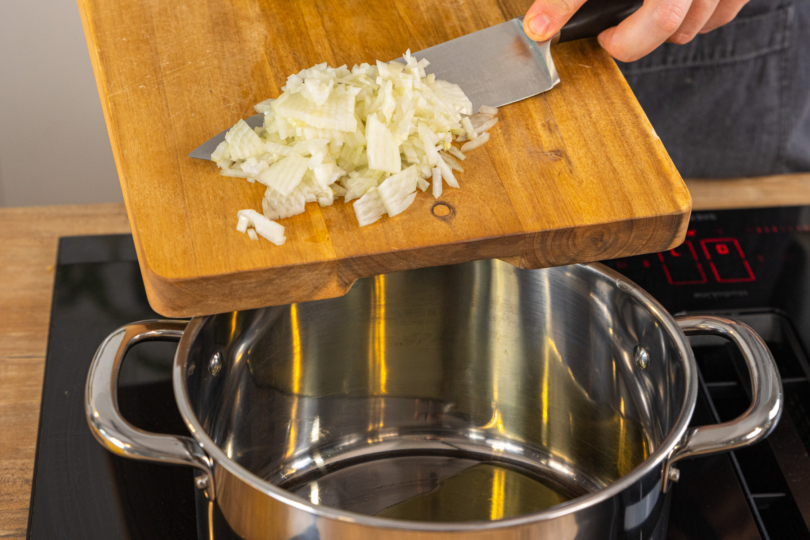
[618,0,810,178]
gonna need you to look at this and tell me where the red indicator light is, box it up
[756,227,762,233]
[687,230,696,237]
[643,260,650,268]
[658,242,707,285]
[700,238,755,283]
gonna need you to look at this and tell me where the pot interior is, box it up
[183,261,688,522]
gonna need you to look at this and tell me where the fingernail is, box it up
[527,14,550,39]
[597,33,606,49]
[597,28,613,50]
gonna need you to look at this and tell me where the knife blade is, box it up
[189,0,641,160]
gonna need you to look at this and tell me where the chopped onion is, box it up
[440,152,464,173]
[366,115,402,174]
[210,51,498,244]
[432,167,442,199]
[461,117,477,140]
[353,187,386,226]
[258,154,309,196]
[475,117,499,134]
[236,209,286,245]
[447,146,466,161]
[437,158,459,189]
[377,166,418,217]
[461,132,490,152]
[225,120,265,160]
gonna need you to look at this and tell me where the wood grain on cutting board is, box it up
[76,0,691,317]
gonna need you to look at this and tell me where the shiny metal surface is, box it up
[663,316,783,490]
[189,19,558,160]
[84,320,216,499]
[412,18,559,113]
[86,261,783,539]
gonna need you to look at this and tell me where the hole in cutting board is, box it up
[432,202,455,222]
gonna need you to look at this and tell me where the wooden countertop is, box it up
[1,174,809,538]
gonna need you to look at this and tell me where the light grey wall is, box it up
[0,0,122,207]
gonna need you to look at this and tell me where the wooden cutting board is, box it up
[77,0,691,317]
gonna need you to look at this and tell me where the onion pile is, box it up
[210,51,499,245]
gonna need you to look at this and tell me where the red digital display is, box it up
[658,241,708,285]
[650,236,757,285]
[700,238,755,283]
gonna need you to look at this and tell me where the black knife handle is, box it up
[558,0,644,43]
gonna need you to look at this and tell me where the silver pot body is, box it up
[86,261,783,540]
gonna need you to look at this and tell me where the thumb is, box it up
[523,0,589,42]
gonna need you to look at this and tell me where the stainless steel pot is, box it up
[86,261,782,539]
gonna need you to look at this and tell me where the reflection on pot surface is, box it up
[185,263,677,529]
[88,260,781,540]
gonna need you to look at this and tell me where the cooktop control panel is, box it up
[604,206,810,317]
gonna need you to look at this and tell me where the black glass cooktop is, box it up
[27,206,810,539]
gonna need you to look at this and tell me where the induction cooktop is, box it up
[27,206,810,539]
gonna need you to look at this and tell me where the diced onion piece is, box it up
[353,186,386,226]
[366,115,402,174]
[211,141,228,162]
[432,168,442,199]
[378,165,418,217]
[254,98,275,113]
[236,209,286,245]
[417,177,430,192]
[236,214,250,233]
[447,146,466,161]
[258,154,309,196]
[225,119,265,160]
[417,124,440,167]
[304,78,334,106]
[264,141,292,156]
[461,132,490,152]
[430,79,472,115]
[437,158,459,188]
[479,105,498,115]
[240,157,270,177]
[469,113,494,131]
[264,185,307,220]
[440,152,464,173]
[220,168,251,178]
[273,89,357,132]
[247,228,259,241]
[475,117,498,134]
[461,117,477,141]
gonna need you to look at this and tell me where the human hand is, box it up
[523,0,750,62]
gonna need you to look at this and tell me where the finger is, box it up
[523,0,589,42]
[597,0,693,62]
[667,0,720,44]
[700,0,749,33]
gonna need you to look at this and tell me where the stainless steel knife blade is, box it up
[189,18,557,161]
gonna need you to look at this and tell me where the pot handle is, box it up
[85,320,215,499]
[663,316,783,490]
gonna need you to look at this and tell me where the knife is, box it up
[190,0,641,160]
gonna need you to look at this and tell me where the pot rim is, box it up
[171,262,698,531]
